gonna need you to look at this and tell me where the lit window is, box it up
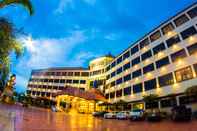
[161,22,175,35]
[174,14,189,27]
[139,38,150,49]
[175,66,193,82]
[150,30,161,42]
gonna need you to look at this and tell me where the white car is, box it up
[116,111,130,120]
[129,109,145,121]
[104,112,117,119]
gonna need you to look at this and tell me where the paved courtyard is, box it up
[0,104,197,131]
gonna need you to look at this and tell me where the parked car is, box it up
[171,105,192,121]
[104,111,117,119]
[193,111,197,119]
[51,106,58,112]
[129,109,145,121]
[92,111,108,117]
[146,109,162,122]
[116,111,130,120]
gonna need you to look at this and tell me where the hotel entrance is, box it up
[55,87,108,114]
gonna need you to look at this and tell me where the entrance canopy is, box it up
[53,86,107,102]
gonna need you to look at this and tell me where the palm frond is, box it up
[0,0,34,15]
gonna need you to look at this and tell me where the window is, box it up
[116,89,122,97]
[130,45,139,55]
[155,56,170,69]
[80,80,86,84]
[116,78,123,85]
[68,72,73,76]
[179,95,197,105]
[123,51,130,60]
[175,66,193,82]
[124,86,131,96]
[132,69,142,78]
[60,79,65,83]
[139,38,150,49]
[174,14,189,27]
[161,98,177,108]
[161,22,175,35]
[131,56,140,66]
[111,61,116,68]
[150,30,161,42]
[193,63,197,74]
[117,56,123,65]
[106,75,110,80]
[106,65,111,71]
[171,49,187,62]
[111,71,116,78]
[81,72,89,77]
[74,72,80,76]
[143,63,155,74]
[180,26,197,40]
[105,94,109,99]
[144,78,157,91]
[166,35,181,48]
[158,73,174,87]
[123,62,131,71]
[153,42,166,55]
[54,79,59,83]
[110,92,115,99]
[141,50,152,61]
[187,42,197,55]
[66,79,72,83]
[187,6,197,19]
[73,80,79,84]
[80,88,85,91]
[111,81,115,87]
[123,74,131,82]
[133,83,143,94]
[116,67,123,74]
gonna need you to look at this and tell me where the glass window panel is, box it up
[175,66,193,82]
[174,14,189,27]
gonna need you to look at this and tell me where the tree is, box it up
[185,85,197,95]
[0,18,23,91]
[143,94,159,110]
[0,0,34,15]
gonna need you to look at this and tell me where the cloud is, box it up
[54,0,74,14]
[54,0,97,14]
[14,30,89,92]
[105,33,120,41]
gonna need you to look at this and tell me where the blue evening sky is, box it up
[0,0,196,92]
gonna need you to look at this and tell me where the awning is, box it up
[52,86,107,102]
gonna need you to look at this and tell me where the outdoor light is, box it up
[189,36,194,41]
[158,52,164,58]
[167,31,173,36]
[173,44,178,50]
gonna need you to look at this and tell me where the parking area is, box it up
[1,104,197,131]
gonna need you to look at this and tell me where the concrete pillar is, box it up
[158,101,161,109]
[176,96,180,106]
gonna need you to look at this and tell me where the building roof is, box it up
[32,67,89,72]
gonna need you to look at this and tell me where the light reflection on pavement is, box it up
[0,104,197,131]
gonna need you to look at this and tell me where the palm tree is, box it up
[0,0,33,15]
[0,18,23,91]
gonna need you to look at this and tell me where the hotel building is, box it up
[27,3,197,112]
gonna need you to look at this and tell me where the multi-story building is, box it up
[27,3,197,112]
